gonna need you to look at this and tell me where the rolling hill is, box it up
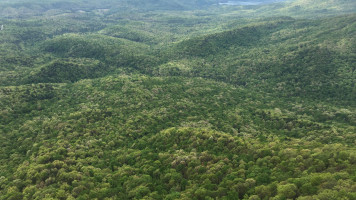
[0,0,355,199]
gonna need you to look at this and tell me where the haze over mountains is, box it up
[0,0,355,199]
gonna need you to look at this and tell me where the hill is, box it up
[167,14,356,103]
[1,75,355,199]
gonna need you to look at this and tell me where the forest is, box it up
[0,0,355,199]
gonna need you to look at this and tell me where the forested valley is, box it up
[0,0,355,199]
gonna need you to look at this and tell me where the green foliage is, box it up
[27,58,106,83]
[277,183,297,199]
[0,0,355,199]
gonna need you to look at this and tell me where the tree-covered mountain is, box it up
[169,14,356,102]
[0,0,218,18]
[0,0,355,199]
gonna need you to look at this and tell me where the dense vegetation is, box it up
[0,0,355,199]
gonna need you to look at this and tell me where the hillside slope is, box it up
[164,14,356,103]
[1,76,355,199]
